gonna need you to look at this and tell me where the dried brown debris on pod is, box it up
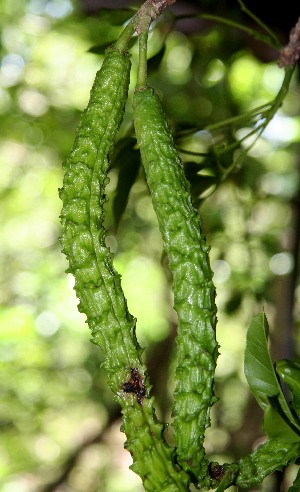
[123,367,146,405]
[209,462,226,481]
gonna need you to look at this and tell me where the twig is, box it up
[116,0,175,48]
[278,17,300,67]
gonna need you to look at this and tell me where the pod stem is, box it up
[136,26,150,89]
[115,0,175,51]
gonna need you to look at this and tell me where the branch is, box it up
[278,17,300,67]
[115,0,176,50]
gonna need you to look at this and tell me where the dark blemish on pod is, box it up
[209,462,225,481]
[123,367,146,405]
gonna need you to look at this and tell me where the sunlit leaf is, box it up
[245,313,283,409]
[244,313,300,435]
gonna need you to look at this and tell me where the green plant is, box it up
[60,2,189,490]
[60,1,300,490]
[276,359,300,419]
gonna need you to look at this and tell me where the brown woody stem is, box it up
[115,0,175,51]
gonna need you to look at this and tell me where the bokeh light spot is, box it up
[35,310,60,337]
[269,252,294,276]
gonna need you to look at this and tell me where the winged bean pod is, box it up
[60,47,140,378]
[133,86,219,483]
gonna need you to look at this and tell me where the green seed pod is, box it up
[60,47,141,381]
[133,86,218,483]
[59,45,189,491]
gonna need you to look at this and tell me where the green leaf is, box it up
[245,313,282,410]
[263,402,300,441]
[276,360,300,420]
[244,313,300,435]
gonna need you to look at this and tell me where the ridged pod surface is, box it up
[59,47,189,491]
[233,440,300,488]
[133,86,219,483]
[60,48,141,380]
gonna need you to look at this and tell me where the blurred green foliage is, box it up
[0,1,300,491]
